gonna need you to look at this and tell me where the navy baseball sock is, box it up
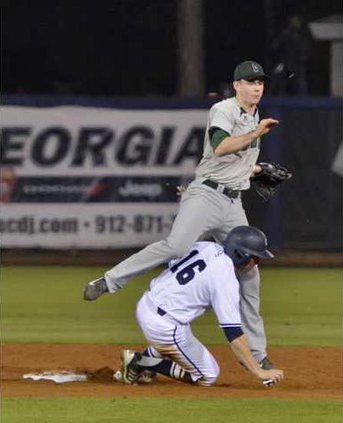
[137,355,193,383]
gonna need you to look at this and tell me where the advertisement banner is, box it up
[0,105,207,248]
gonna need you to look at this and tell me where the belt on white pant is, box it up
[157,307,167,316]
[145,293,182,325]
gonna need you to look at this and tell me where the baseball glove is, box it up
[251,162,293,202]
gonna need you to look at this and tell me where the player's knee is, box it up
[239,262,260,283]
[195,366,220,387]
[250,264,260,279]
[162,239,191,258]
[195,373,219,387]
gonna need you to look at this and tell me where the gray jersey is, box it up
[195,97,260,190]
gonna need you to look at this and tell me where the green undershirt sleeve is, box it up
[209,127,230,150]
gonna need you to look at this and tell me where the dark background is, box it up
[1,1,342,252]
[2,0,341,96]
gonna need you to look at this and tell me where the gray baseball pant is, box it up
[105,179,267,361]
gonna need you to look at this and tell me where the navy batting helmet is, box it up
[223,226,274,266]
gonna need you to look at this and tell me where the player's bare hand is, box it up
[257,368,284,385]
[255,118,279,137]
[251,164,262,177]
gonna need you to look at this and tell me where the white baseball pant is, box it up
[136,292,220,386]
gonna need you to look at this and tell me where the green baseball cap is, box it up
[234,61,268,81]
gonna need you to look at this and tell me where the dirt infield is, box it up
[1,344,341,400]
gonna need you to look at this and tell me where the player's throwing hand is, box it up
[255,118,279,137]
[258,368,284,385]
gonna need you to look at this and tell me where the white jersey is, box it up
[195,97,260,190]
[147,241,241,331]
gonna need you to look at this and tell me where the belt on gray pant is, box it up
[202,179,240,199]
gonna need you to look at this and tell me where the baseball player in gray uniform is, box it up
[84,60,279,369]
[118,226,284,387]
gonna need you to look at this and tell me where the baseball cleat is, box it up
[113,368,156,384]
[121,349,144,384]
[83,277,108,301]
[259,357,276,370]
[113,369,123,382]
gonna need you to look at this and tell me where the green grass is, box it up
[1,266,341,423]
[0,266,341,345]
[2,397,341,423]
[260,268,342,346]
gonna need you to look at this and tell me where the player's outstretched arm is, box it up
[214,132,258,156]
[213,118,279,157]
[230,334,284,384]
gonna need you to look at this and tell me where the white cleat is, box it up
[121,349,157,385]
[113,368,155,384]
[121,349,141,384]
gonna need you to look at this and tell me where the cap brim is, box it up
[244,74,270,81]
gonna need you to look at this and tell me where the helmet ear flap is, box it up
[234,249,252,266]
